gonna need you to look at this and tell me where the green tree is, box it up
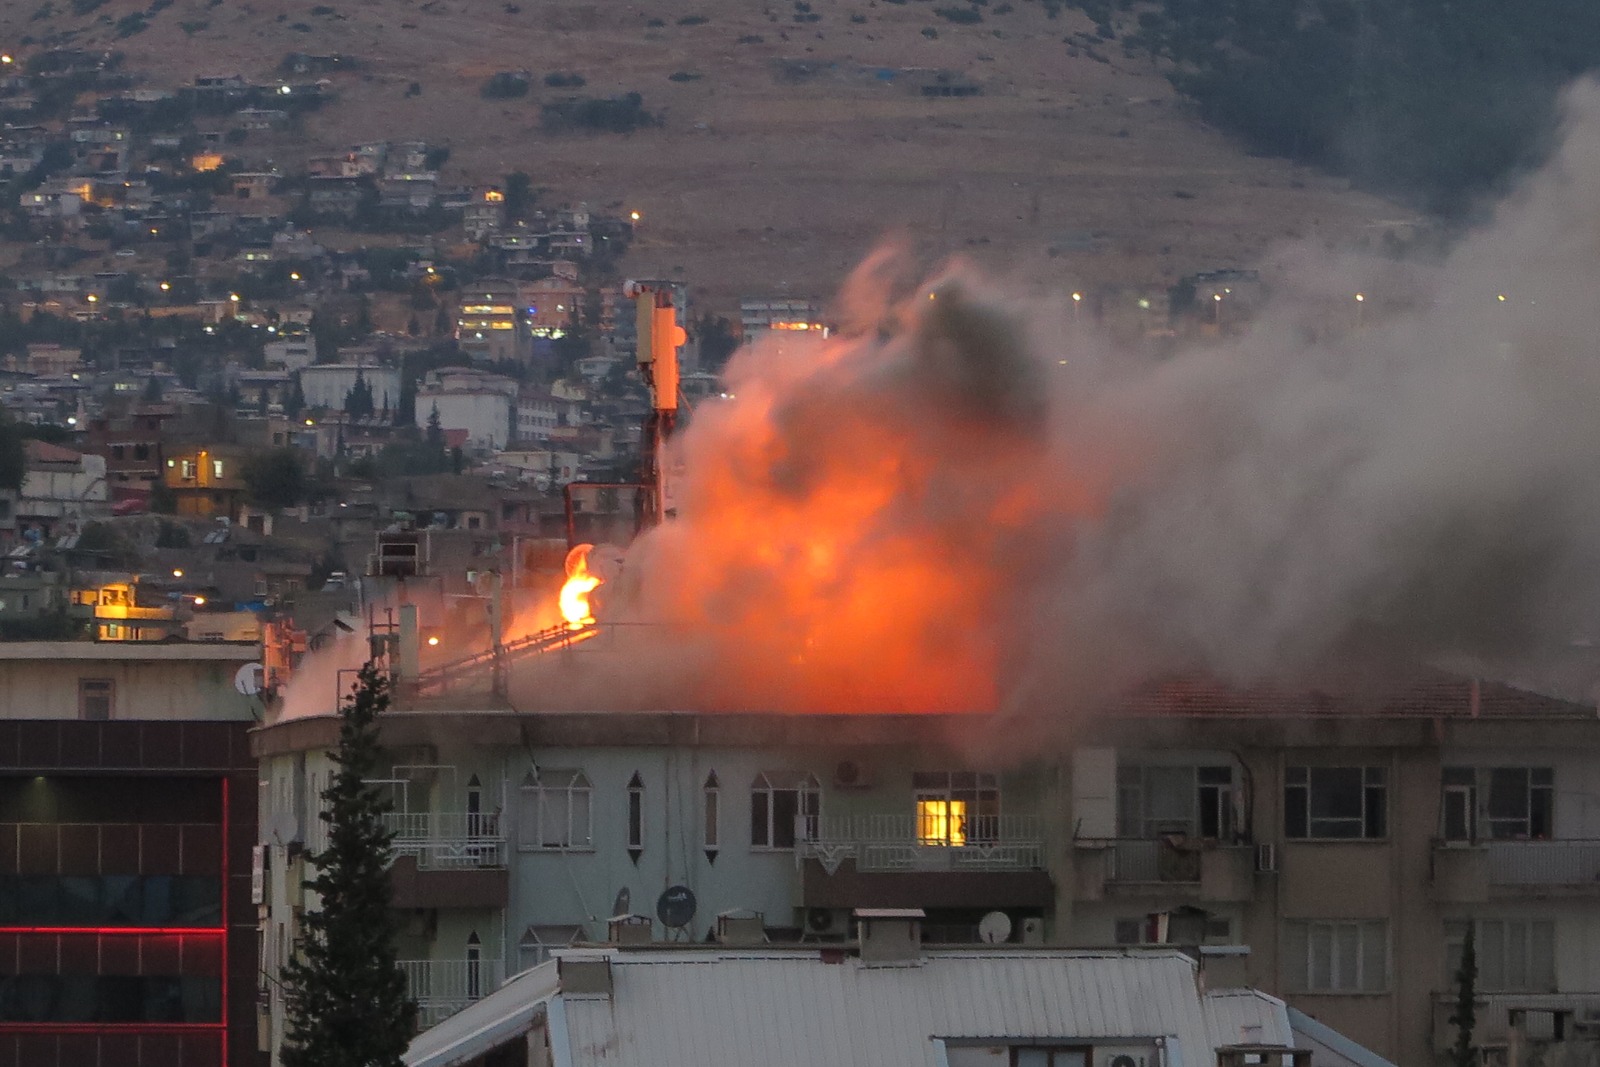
[281,663,416,1067]
[0,417,25,494]
[503,170,533,222]
[1450,922,1477,1067]
[241,448,308,510]
[344,370,375,420]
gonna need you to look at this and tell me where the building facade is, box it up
[250,645,1600,1067]
[0,643,265,1067]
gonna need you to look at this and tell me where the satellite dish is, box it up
[978,911,1013,945]
[234,662,265,696]
[656,885,697,929]
[611,887,631,918]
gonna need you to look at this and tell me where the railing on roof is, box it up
[1487,840,1600,886]
[799,813,1043,874]
[400,958,506,1028]
[383,811,505,869]
[403,622,598,695]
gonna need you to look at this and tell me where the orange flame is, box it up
[559,544,601,629]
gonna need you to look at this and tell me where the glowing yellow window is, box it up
[917,799,967,847]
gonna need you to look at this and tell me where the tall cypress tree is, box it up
[1449,922,1478,1067]
[282,663,416,1067]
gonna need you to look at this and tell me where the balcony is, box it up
[1433,840,1600,900]
[1431,991,1600,1051]
[1489,841,1600,888]
[799,814,1051,911]
[400,958,506,1028]
[799,814,1044,874]
[1075,838,1255,903]
[383,812,506,869]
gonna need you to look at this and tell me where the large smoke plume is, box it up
[542,79,1600,718]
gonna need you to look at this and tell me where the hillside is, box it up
[2,0,1412,303]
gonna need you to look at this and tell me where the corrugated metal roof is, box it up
[558,948,1275,1067]
[1201,987,1292,1049]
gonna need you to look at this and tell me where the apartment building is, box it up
[0,642,265,1067]
[250,637,1600,1067]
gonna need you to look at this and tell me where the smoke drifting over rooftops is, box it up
[574,79,1600,716]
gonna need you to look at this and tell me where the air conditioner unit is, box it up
[1093,1043,1155,1067]
[833,759,872,789]
[1019,917,1046,944]
[806,907,847,937]
[1256,843,1278,873]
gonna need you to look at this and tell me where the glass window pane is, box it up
[571,790,592,847]
[704,790,719,848]
[1309,925,1333,991]
[1531,922,1555,989]
[1506,922,1528,990]
[751,791,770,848]
[772,790,799,849]
[1480,921,1506,989]
[1285,786,1308,839]
[1361,922,1387,991]
[1310,768,1363,820]
[1488,769,1529,823]
[1334,923,1359,991]
[1015,1051,1050,1067]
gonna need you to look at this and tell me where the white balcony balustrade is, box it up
[798,813,1043,874]
[400,957,506,1027]
[382,811,506,869]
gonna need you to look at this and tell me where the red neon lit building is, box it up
[0,643,264,1067]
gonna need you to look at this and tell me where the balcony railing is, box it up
[1485,840,1600,886]
[382,812,506,869]
[400,958,506,1028]
[798,813,1043,874]
[1431,991,1600,1050]
[1104,838,1203,883]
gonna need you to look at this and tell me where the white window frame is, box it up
[1285,765,1387,840]
[1283,919,1389,993]
[518,769,593,851]
[749,771,820,851]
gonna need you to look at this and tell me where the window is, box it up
[180,459,195,479]
[703,772,720,852]
[1117,764,1235,840]
[465,932,482,1000]
[79,679,114,721]
[1445,919,1556,992]
[913,771,999,846]
[1439,767,1554,841]
[517,769,592,850]
[750,772,819,849]
[627,772,644,851]
[211,459,224,479]
[1285,766,1386,839]
[1283,919,1388,992]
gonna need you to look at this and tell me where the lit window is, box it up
[912,771,999,846]
[917,799,966,846]
[212,459,224,478]
[750,772,819,850]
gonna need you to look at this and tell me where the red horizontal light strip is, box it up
[0,926,225,936]
[0,1023,225,1032]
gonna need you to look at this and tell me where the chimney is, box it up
[715,909,766,945]
[608,914,652,945]
[557,954,612,997]
[397,602,419,681]
[855,907,925,964]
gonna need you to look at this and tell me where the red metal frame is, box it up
[0,927,224,936]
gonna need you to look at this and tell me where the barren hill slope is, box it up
[5,0,1413,301]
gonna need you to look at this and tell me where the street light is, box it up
[1071,291,1082,323]
[1355,292,1365,328]
[1213,292,1223,325]
[172,569,184,578]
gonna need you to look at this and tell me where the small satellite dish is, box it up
[611,887,631,918]
[656,885,697,929]
[978,911,1013,945]
[234,662,265,696]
